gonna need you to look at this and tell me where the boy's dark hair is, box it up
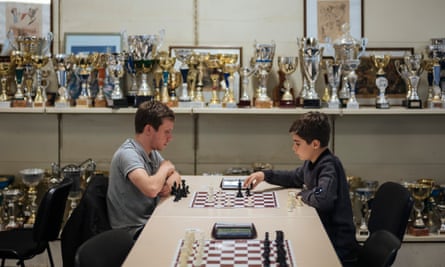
[288,111,330,147]
[134,101,175,133]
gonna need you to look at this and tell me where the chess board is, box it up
[190,191,279,208]
[172,239,296,267]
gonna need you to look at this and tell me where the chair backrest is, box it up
[33,178,73,242]
[74,229,134,267]
[367,181,414,241]
[358,230,401,267]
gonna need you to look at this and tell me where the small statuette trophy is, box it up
[238,66,255,108]
[324,59,342,109]
[299,37,323,108]
[252,41,275,108]
[404,54,424,109]
[277,56,298,108]
[371,54,391,109]
[0,62,11,107]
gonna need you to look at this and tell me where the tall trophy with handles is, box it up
[252,41,275,108]
[299,37,323,108]
[277,56,298,107]
[404,53,424,108]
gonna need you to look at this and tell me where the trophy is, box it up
[74,53,95,108]
[10,50,26,107]
[0,62,11,107]
[175,49,193,104]
[93,53,108,107]
[355,187,375,236]
[20,168,44,227]
[222,62,239,108]
[127,30,164,106]
[53,54,71,107]
[191,52,209,107]
[332,24,367,109]
[394,59,411,106]
[277,56,298,108]
[107,53,128,108]
[238,66,255,108]
[424,59,442,108]
[157,51,177,106]
[205,54,223,107]
[3,188,24,229]
[324,59,342,109]
[408,183,432,231]
[371,54,391,109]
[31,55,50,107]
[299,37,323,108]
[252,41,275,108]
[404,54,424,108]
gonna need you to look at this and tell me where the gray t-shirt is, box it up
[107,138,164,237]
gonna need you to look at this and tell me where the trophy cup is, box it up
[299,37,323,108]
[371,54,391,109]
[93,53,108,107]
[238,66,255,108]
[3,188,23,229]
[157,51,176,106]
[333,24,367,109]
[408,183,432,234]
[31,55,50,107]
[277,56,298,108]
[324,59,342,109]
[175,49,193,105]
[205,54,222,108]
[191,52,209,107]
[10,50,26,107]
[222,62,239,108]
[252,41,275,108]
[19,168,44,227]
[107,53,128,108]
[404,54,424,109]
[394,59,411,107]
[355,187,375,236]
[0,62,11,107]
[426,60,442,108]
[53,54,71,108]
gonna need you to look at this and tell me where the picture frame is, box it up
[304,0,364,57]
[64,32,122,54]
[169,45,243,102]
[355,47,414,106]
[0,0,52,58]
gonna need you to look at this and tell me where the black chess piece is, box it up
[245,184,252,197]
[236,179,243,198]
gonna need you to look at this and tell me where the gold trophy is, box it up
[370,54,391,109]
[408,183,432,235]
[93,53,108,107]
[20,168,44,227]
[222,62,239,108]
[31,55,50,107]
[0,62,11,107]
[277,56,298,107]
[191,52,209,107]
[205,54,222,107]
[157,51,176,106]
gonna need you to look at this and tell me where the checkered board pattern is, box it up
[190,191,279,208]
[172,239,296,267]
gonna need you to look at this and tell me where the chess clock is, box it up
[220,177,246,190]
[212,223,257,239]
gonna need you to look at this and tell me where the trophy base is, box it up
[188,101,206,108]
[358,229,370,236]
[303,99,321,109]
[407,225,430,236]
[237,100,251,108]
[136,95,154,107]
[295,97,304,107]
[376,102,390,109]
[54,101,71,108]
[208,103,223,108]
[12,99,28,108]
[126,94,137,108]
[112,98,129,109]
[33,102,45,108]
[254,99,273,108]
[339,98,349,108]
[407,99,422,109]
[76,98,93,108]
[167,99,178,108]
[0,101,11,108]
[94,99,108,108]
[279,99,296,108]
[428,100,442,109]
[328,102,341,109]
[222,102,238,109]
[178,101,194,108]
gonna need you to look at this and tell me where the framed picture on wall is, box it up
[304,0,364,57]
[64,32,122,54]
[355,47,414,106]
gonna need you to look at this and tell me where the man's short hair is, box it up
[134,101,175,133]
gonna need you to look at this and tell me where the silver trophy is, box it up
[299,37,323,108]
[404,53,424,108]
[20,168,44,227]
[238,66,255,107]
[53,54,71,107]
[324,60,342,109]
[175,48,193,103]
[107,53,127,107]
[252,41,275,108]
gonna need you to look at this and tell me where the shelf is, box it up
[357,233,445,243]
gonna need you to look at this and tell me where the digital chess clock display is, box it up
[212,223,257,239]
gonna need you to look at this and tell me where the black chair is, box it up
[367,181,414,241]
[0,178,73,267]
[357,230,401,267]
[61,174,111,267]
[74,229,134,267]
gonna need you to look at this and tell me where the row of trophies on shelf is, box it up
[349,177,445,237]
[1,25,445,110]
[0,159,95,231]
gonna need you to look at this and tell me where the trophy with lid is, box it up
[333,24,367,109]
[252,41,275,108]
[0,62,11,107]
[299,37,323,108]
[277,56,298,107]
[370,54,391,109]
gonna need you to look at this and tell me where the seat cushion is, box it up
[0,229,46,259]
